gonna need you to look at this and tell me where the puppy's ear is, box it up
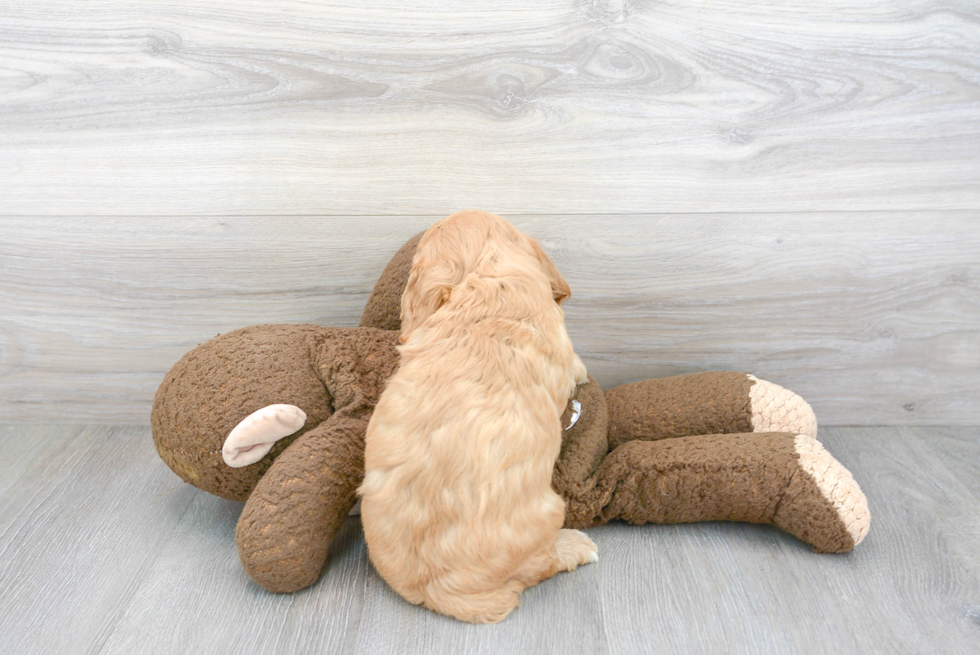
[399,255,455,342]
[530,239,571,304]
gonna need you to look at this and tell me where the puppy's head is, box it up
[399,210,570,342]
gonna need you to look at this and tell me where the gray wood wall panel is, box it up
[1,426,978,654]
[2,0,978,425]
[1,215,977,425]
[1,0,978,215]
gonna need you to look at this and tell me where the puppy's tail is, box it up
[422,580,522,624]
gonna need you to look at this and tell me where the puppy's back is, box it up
[360,322,568,623]
[360,209,594,623]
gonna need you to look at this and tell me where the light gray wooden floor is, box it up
[1,425,977,654]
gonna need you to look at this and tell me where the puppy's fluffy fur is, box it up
[358,210,597,623]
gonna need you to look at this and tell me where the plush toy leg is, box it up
[567,432,869,552]
[604,372,817,450]
[236,413,368,593]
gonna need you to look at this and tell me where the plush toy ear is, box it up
[529,239,571,304]
[222,404,307,467]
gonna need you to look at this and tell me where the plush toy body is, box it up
[152,215,870,594]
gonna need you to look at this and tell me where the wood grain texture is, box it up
[0,425,61,499]
[0,425,197,655]
[98,494,370,655]
[2,215,977,425]
[1,0,978,215]
[0,425,978,653]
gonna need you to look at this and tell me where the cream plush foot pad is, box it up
[794,434,871,548]
[748,375,818,438]
[223,404,307,467]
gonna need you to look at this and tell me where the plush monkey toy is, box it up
[152,212,869,594]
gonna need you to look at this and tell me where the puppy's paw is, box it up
[555,528,598,570]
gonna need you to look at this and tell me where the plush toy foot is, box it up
[222,404,307,467]
[748,375,817,438]
[773,434,870,552]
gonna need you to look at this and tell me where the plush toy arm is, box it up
[235,408,368,593]
[565,431,869,553]
[604,372,817,450]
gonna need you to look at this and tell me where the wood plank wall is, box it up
[1,1,978,425]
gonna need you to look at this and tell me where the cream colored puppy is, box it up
[358,210,597,624]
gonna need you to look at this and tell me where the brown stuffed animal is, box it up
[152,212,869,594]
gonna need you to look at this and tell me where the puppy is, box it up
[358,210,597,624]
